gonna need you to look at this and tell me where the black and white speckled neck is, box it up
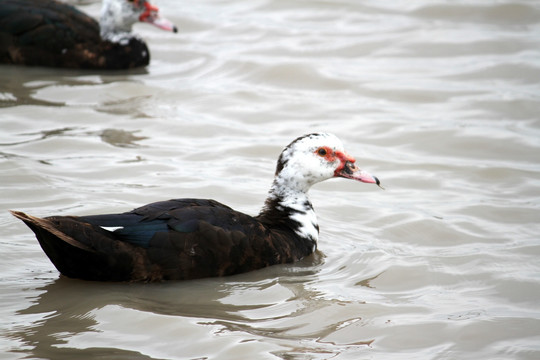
[99,0,142,42]
[257,133,348,247]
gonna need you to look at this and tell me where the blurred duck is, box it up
[0,0,177,69]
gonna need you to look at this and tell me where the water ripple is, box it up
[1,0,540,359]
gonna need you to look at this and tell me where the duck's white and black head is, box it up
[100,0,177,42]
[258,133,380,248]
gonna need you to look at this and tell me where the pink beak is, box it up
[334,151,383,188]
[337,161,382,187]
[139,2,178,33]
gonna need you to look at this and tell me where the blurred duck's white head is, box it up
[100,0,177,41]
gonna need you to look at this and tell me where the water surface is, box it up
[1,0,540,359]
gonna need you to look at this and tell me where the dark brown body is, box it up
[11,199,316,282]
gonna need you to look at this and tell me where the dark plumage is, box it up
[0,0,177,69]
[11,133,382,282]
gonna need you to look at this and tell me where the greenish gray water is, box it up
[1,1,540,359]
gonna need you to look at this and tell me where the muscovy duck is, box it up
[0,0,177,69]
[11,133,382,282]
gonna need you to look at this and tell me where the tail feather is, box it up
[10,211,94,252]
[10,210,138,281]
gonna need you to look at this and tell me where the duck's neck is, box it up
[257,179,319,247]
[100,1,137,42]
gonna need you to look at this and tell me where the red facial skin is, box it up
[139,2,159,22]
[138,1,178,33]
[314,146,381,186]
[313,146,356,176]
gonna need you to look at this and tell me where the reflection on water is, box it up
[100,129,148,148]
[10,254,342,359]
[1,0,540,359]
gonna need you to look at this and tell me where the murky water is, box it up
[1,0,540,359]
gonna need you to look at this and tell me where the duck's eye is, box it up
[317,147,327,156]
